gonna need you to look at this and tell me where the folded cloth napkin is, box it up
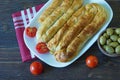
[12,4,44,62]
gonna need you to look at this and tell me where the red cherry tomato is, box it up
[26,27,37,37]
[30,61,43,75]
[86,55,98,68]
[36,42,49,53]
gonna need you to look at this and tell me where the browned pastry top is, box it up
[36,0,107,62]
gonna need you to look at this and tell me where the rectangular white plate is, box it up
[24,0,113,68]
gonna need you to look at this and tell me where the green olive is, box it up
[100,36,106,45]
[103,33,109,39]
[106,28,114,35]
[109,42,119,48]
[115,28,120,35]
[110,35,118,41]
[105,45,114,54]
[117,38,120,44]
[115,46,120,54]
[106,39,112,45]
[103,45,107,50]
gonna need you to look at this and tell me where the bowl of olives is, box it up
[98,27,120,57]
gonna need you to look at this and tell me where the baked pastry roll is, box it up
[41,0,83,42]
[55,3,107,62]
[36,0,73,42]
[38,0,63,23]
[47,24,69,53]
[56,3,98,51]
[36,1,107,62]
[47,2,97,54]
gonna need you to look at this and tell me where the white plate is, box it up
[24,0,113,68]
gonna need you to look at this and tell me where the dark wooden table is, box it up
[0,0,120,80]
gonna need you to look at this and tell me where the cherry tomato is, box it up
[36,42,49,53]
[30,61,43,75]
[86,55,98,68]
[26,27,37,37]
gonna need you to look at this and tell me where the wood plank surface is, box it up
[0,0,120,80]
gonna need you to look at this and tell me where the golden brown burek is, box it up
[36,0,74,42]
[38,0,63,23]
[36,0,107,62]
[41,0,83,42]
[48,3,97,54]
[55,3,107,62]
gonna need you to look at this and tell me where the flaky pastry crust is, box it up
[36,0,107,62]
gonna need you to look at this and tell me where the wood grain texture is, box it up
[0,0,120,80]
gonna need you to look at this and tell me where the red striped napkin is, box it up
[12,4,44,62]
